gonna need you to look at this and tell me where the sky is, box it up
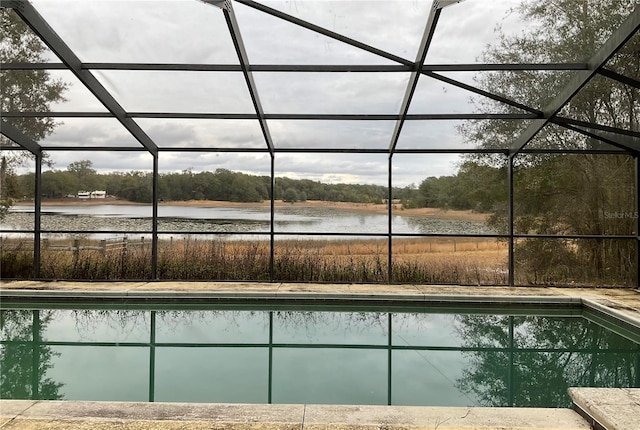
[8,0,530,186]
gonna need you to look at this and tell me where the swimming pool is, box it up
[1,302,638,408]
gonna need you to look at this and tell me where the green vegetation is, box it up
[0,9,67,218]
[7,157,506,210]
[397,161,506,213]
[7,160,393,205]
[398,0,638,286]
[459,0,639,286]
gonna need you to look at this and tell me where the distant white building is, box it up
[77,190,106,199]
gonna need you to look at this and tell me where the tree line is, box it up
[4,158,510,211]
[4,160,393,205]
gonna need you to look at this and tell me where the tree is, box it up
[229,174,262,203]
[460,0,639,285]
[117,171,152,203]
[41,170,76,198]
[417,175,466,209]
[0,156,20,218]
[283,187,299,203]
[67,160,98,192]
[456,161,507,222]
[417,177,441,208]
[0,9,67,216]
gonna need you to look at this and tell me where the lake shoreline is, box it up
[14,198,489,222]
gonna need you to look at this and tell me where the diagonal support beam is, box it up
[0,119,42,155]
[235,0,412,66]
[558,122,640,153]
[422,70,543,116]
[8,1,158,156]
[222,1,274,154]
[389,0,463,154]
[509,6,640,157]
[551,116,640,139]
[598,67,640,90]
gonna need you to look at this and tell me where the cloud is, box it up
[235,1,396,65]
[275,153,388,185]
[33,0,239,64]
[136,119,267,148]
[40,118,141,147]
[159,152,272,176]
[269,120,394,149]
[45,150,154,173]
[45,70,108,112]
[22,0,527,187]
[393,153,462,186]
[251,0,431,61]
[426,0,523,63]
[93,71,255,114]
[254,72,409,114]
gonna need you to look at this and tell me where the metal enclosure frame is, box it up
[1,0,640,286]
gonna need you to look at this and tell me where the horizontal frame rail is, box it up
[1,62,592,72]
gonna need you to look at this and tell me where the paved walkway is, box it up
[0,399,592,430]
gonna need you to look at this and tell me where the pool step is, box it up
[569,388,640,430]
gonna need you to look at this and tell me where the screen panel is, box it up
[31,0,240,64]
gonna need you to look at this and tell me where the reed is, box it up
[0,236,503,284]
[0,236,631,286]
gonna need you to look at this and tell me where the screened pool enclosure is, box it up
[1,0,639,286]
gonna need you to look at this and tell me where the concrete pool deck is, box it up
[1,281,639,430]
[0,399,596,430]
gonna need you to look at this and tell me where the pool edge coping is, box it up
[0,400,592,429]
[1,286,638,325]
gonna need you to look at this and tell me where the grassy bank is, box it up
[2,236,634,286]
[1,237,506,284]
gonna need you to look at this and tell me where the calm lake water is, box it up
[1,304,638,407]
[1,204,495,238]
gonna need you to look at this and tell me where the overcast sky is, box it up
[16,0,528,186]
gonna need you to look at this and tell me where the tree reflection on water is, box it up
[455,315,639,407]
[0,307,637,406]
[0,310,64,400]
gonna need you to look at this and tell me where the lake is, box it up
[1,204,495,239]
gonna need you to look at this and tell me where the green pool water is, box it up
[1,303,638,407]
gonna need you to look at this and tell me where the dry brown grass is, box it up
[2,234,632,286]
[1,236,507,284]
[10,236,633,286]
